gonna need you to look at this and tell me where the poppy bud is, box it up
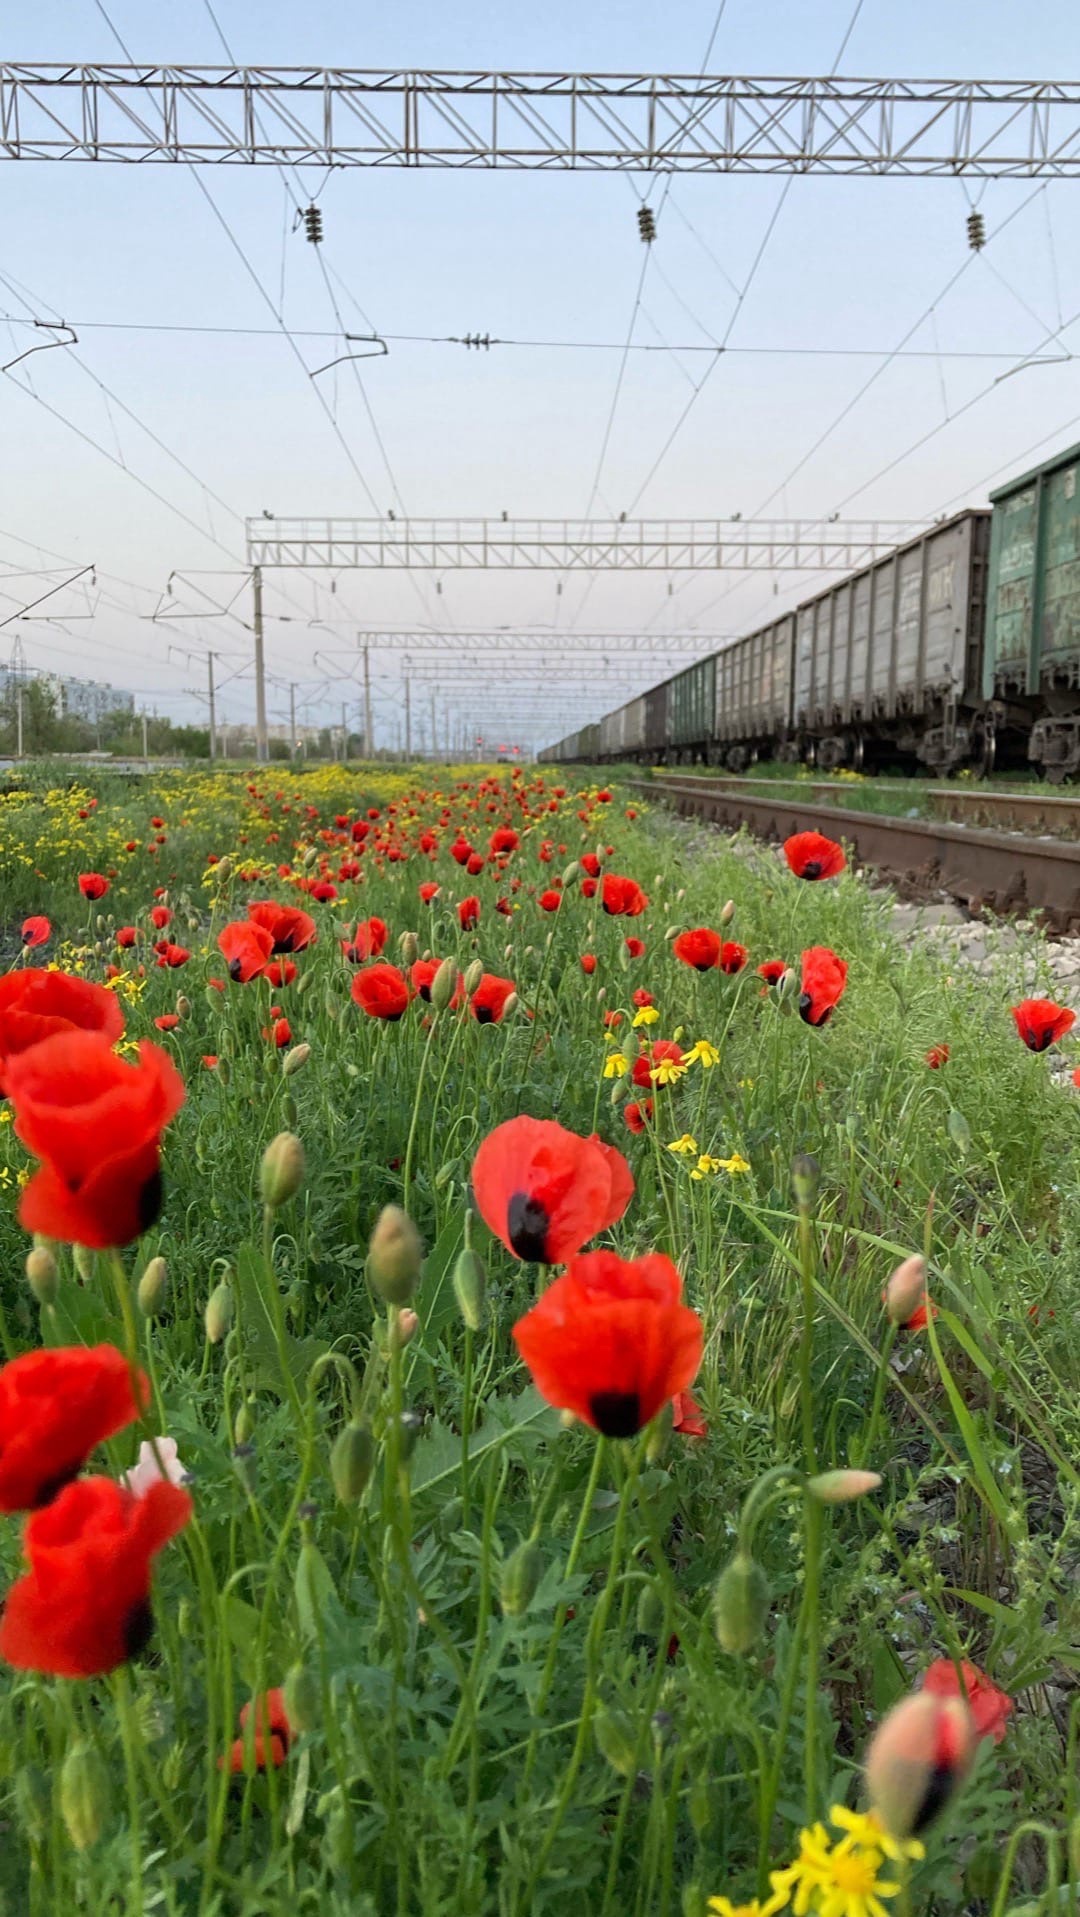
[502,992,519,1018]
[947,1110,971,1158]
[330,1422,375,1504]
[720,899,735,924]
[885,1254,927,1326]
[175,994,191,1019]
[283,1042,311,1077]
[205,984,225,1011]
[74,1244,95,1285]
[234,1400,256,1444]
[791,1153,820,1210]
[806,1469,882,1504]
[646,1397,673,1464]
[499,1537,543,1617]
[609,1077,629,1106]
[452,1247,486,1330]
[25,1243,58,1306]
[303,846,318,869]
[463,959,484,996]
[137,1255,168,1317]
[205,1279,233,1344]
[636,1581,665,1637]
[865,1691,975,1838]
[284,1661,320,1735]
[712,1552,770,1655]
[59,1742,110,1851]
[367,1205,423,1305]
[397,1407,423,1461]
[593,1704,638,1777]
[261,1132,305,1209]
[430,956,458,1013]
[296,970,312,995]
[398,930,419,966]
[215,856,232,883]
[95,914,106,934]
[561,861,580,887]
[776,966,798,1001]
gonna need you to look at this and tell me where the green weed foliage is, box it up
[0,759,1075,1917]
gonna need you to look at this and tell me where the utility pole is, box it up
[430,687,436,763]
[341,702,348,759]
[363,640,372,759]
[16,684,23,759]
[252,565,268,764]
[404,670,411,762]
[289,683,297,757]
[207,652,217,761]
[141,710,148,761]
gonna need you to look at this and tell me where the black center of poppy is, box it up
[693,960,712,972]
[507,1192,550,1262]
[1027,1029,1051,1052]
[137,1167,164,1233]
[122,1597,155,1661]
[417,984,431,1001]
[802,859,823,879]
[474,1005,493,1025]
[345,945,360,964]
[31,1459,81,1509]
[798,993,832,1026]
[228,958,243,981]
[912,1763,954,1835]
[589,1390,642,1439]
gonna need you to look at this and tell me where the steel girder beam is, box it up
[3,66,1080,175]
[246,517,923,572]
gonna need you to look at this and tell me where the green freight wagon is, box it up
[668,656,717,763]
[984,438,1080,778]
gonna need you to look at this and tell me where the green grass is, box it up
[0,760,1076,1915]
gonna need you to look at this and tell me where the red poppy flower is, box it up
[419,882,440,904]
[925,1043,950,1069]
[247,900,318,955]
[623,1099,653,1134]
[489,827,520,855]
[580,954,597,976]
[673,928,722,971]
[410,959,463,1007]
[757,959,787,985]
[582,878,598,899]
[7,1033,185,1249]
[351,963,411,1021]
[265,959,297,989]
[154,1014,180,1032]
[155,944,191,969]
[632,1039,684,1089]
[581,853,601,878]
[116,926,139,949]
[0,1346,148,1512]
[202,1055,219,1069]
[604,1010,623,1029]
[0,969,124,1093]
[922,1659,1012,1744]
[218,919,274,984]
[150,906,171,930]
[602,874,648,917]
[21,916,50,950]
[625,937,646,959]
[719,942,748,976]
[798,946,848,1027]
[783,831,846,881]
[451,839,473,867]
[0,1475,192,1678]
[470,974,516,1024]
[513,1250,703,1437]
[539,890,562,913]
[671,1388,707,1438]
[632,989,654,1009]
[340,918,385,963]
[1011,998,1076,1052]
[124,840,138,853]
[150,817,165,830]
[466,853,485,877]
[458,896,481,931]
[472,1115,633,1264]
[226,1689,292,1772]
[78,873,109,901]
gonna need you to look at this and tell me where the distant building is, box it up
[48,675,135,721]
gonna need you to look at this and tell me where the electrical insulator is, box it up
[462,332,492,351]
[966,210,986,252]
[304,204,323,245]
[637,205,657,245]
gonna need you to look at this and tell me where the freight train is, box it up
[539,437,1080,782]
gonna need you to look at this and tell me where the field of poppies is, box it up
[0,757,1076,1917]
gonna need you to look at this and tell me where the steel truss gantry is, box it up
[341,629,734,651]
[246,518,922,573]
[3,66,1080,175]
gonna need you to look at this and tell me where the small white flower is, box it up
[121,1436,189,1498]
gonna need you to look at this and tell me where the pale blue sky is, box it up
[2,1,1079,748]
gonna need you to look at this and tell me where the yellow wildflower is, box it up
[709,1898,787,1917]
[690,1154,723,1180]
[686,1038,720,1068]
[632,1005,660,1028]
[718,1152,751,1175]
[666,1134,699,1156]
[603,1052,629,1079]
[738,1077,755,1090]
[829,1808,924,1867]
[650,1057,687,1087]
[768,1812,906,1917]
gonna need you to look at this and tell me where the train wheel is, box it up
[972,724,996,780]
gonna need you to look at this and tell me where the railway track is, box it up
[634,773,1080,930]
[641,772,1080,838]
